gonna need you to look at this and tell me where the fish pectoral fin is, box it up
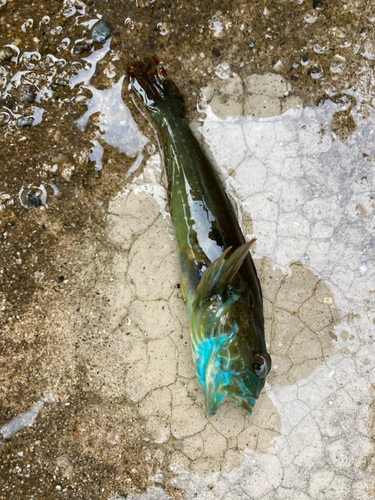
[195,240,255,305]
[180,281,186,302]
[179,293,186,304]
[204,356,224,416]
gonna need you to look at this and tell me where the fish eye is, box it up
[252,354,271,379]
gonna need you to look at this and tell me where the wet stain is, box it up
[261,259,341,387]
[319,93,357,141]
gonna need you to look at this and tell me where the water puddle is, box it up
[76,76,148,173]
[0,395,55,441]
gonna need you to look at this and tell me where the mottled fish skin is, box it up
[127,57,271,415]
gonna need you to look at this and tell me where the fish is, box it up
[127,57,271,416]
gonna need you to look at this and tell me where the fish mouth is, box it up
[231,394,257,415]
[205,390,257,416]
[222,378,257,415]
[204,377,258,416]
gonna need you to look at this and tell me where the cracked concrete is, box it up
[1,1,374,497]
[99,71,374,498]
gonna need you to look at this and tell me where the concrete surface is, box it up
[1,1,374,499]
[103,72,375,498]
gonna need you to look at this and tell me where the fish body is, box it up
[128,58,271,415]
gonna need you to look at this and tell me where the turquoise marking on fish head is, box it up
[189,289,271,416]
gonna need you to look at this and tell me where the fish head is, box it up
[218,354,272,415]
[190,241,272,415]
[191,293,272,416]
[206,330,271,415]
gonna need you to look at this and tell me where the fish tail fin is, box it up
[127,56,184,115]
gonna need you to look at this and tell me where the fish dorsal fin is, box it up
[195,239,255,305]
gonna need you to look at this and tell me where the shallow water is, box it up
[1,0,374,499]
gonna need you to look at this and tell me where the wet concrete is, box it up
[1,0,374,499]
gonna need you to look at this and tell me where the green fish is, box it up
[127,57,271,415]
